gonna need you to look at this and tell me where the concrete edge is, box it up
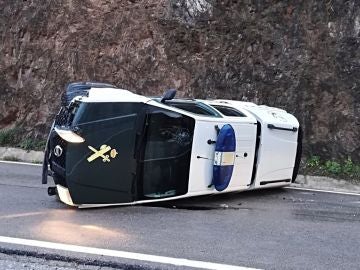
[292,175,360,194]
[0,147,43,164]
[0,147,359,194]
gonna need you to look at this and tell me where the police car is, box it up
[42,82,302,208]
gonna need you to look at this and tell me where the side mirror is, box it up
[161,89,177,103]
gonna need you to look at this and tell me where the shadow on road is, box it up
[145,187,288,211]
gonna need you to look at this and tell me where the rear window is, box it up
[212,105,246,117]
[168,102,222,117]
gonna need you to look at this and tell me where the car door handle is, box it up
[267,124,298,132]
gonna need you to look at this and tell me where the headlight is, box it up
[54,127,85,143]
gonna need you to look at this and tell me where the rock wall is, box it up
[0,0,359,161]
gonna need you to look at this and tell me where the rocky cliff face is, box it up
[0,0,359,161]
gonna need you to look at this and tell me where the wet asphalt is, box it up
[0,162,359,270]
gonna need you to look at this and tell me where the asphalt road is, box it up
[0,161,359,270]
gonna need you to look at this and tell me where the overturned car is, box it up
[42,82,302,208]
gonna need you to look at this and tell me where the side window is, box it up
[212,105,246,117]
[144,111,194,160]
[169,103,221,117]
[140,109,195,198]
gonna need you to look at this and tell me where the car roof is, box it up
[66,82,117,93]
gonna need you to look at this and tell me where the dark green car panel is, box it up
[66,103,143,204]
[63,102,195,205]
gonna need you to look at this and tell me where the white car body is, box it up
[44,86,302,208]
[204,100,300,188]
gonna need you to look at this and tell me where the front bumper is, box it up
[42,127,68,186]
[56,185,77,207]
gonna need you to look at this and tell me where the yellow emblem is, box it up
[110,149,118,159]
[87,145,118,163]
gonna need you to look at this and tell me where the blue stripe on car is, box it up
[212,124,236,191]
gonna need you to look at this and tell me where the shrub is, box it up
[18,138,46,151]
[3,156,21,162]
[306,156,321,168]
[303,156,359,181]
[343,157,354,175]
[0,128,46,151]
[324,160,341,174]
[0,128,18,146]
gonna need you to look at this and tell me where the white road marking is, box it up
[286,187,360,196]
[0,236,259,270]
[0,160,42,167]
[0,211,47,219]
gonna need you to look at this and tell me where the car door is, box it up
[136,107,195,200]
[230,122,257,187]
[208,104,257,188]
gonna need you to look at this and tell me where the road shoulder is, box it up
[293,174,360,194]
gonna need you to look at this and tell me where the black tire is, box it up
[48,186,57,196]
[292,126,303,182]
[61,82,117,107]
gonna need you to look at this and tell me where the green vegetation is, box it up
[304,156,360,181]
[0,128,19,146]
[324,160,342,174]
[0,128,46,151]
[18,138,46,151]
[306,155,321,168]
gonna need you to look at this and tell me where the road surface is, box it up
[0,161,359,269]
